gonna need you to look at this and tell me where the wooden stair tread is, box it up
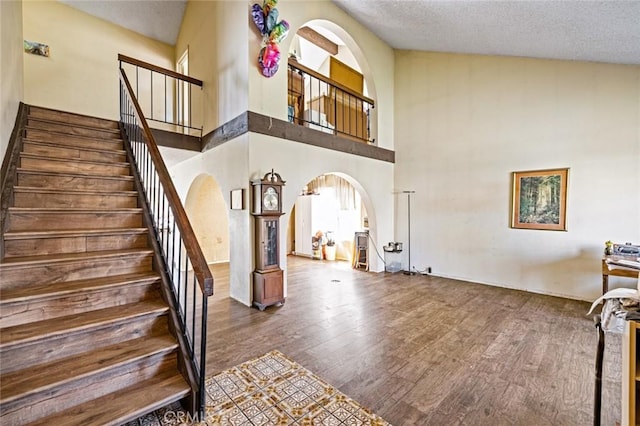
[0,335,177,404]
[8,207,141,213]
[4,227,147,240]
[23,138,125,154]
[12,186,138,197]
[0,248,153,267]
[0,271,159,303]
[25,127,123,142]
[16,168,134,182]
[0,300,168,349]
[28,106,120,130]
[20,152,129,168]
[27,117,122,135]
[27,371,190,426]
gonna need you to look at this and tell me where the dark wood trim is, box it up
[1,102,29,260]
[289,58,375,106]
[201,112,249,152]
[199,111,394,163]
[150,128,201,152]
[118,54,203,87]
[119,68,213,296]
[297,26,338,55]
[247,111,394,163]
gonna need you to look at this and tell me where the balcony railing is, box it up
[287,58,375,144]
[119,54,203,137]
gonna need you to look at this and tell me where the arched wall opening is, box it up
[287,19,379,144]
[184,173,230,264]
[287,172,377,269]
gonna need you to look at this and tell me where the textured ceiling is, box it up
[333,0,640,65]
[60,0,186,45]
[60,0,640,65]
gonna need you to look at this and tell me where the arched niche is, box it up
[184,173,230,264]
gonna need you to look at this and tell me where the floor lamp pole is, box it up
[403,190,415,275]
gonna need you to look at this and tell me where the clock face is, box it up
[263,187,279,211]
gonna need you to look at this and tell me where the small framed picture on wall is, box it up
[230,189,244,210]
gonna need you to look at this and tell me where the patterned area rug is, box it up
[127,350,390,425]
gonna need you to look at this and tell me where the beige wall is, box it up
[176,0,249,133]
[1,0,24,160]
[395,51,640,301]
[22,1,174,120]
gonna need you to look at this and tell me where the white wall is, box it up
[22,1,174,120]
[1,0,24,160]
[169,132,394,306]
[395,51,640,301]
[169,135,253,305]
[248,132,395,278]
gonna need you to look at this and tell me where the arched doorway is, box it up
[288,173,376,270]
[184,174,229,265]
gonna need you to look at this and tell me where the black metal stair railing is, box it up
[119,54,203,137]
[119,64,212,419]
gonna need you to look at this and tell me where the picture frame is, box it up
[230,189,244,210]
[511,168,569,231]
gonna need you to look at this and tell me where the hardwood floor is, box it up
[205,256,620,425]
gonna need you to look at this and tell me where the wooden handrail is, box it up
[118,54,203,87]
[119,68,213,296]
[1,102,28,260]
[288,58,375,106]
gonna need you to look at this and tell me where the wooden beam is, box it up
[201,112,249,152]
[150,128,201,152]
[297,26,338,55]
[247,111,394,163]
[200,111,394,163]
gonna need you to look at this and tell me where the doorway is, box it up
[176,49,189,132]
[289,174,368,266]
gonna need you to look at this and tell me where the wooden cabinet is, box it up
[253,270,284,311]
[623,320,640,425]
[308,92,368,142]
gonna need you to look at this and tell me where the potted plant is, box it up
[605,240,614,255]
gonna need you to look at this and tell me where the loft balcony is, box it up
[287,58,375,145]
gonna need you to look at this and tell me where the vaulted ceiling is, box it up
[60,0,640,65]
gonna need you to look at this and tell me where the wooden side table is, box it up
[601,255,640,294]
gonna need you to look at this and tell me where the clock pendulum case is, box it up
[251,170,286,311]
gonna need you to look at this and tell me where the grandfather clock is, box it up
[251,170,286,311]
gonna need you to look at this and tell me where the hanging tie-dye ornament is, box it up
[259,43,281,78]
[269,21,289,44]
[251,0,289,78]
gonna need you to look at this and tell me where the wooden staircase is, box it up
[0,106,190,425]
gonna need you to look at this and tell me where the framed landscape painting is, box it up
[511,168,569,231]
